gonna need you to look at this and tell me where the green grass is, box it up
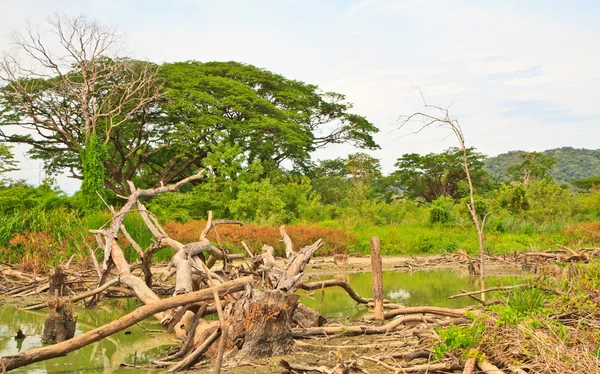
[317,221,569,256]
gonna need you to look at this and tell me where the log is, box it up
[1,276,253,372]
[370,236,383,320]
[167,328,221,372]
[293,303,327,328]
[449,285,526,299]
[463,357,476,374]
[292,315,435,338]
[41,268,75,344]
[478,360,506,374]
[364,306,471,321]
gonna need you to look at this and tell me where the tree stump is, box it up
[370,236,384,320]
[293,304,326,328]
[227,289,299,363]
[41,268,76,344]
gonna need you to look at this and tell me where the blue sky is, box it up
[2,0,599,193]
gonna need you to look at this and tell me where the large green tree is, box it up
[506,151,556,184]
[142,61,379,186]
[1,56,378,195]
[391,147,489,202]
[0,15,161,208]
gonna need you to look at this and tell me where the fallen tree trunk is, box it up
[364,306,472,321]
[292,315,437,338]
[1,276,252,372]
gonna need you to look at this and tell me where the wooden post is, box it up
[370,236,384,320]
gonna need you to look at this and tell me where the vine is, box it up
[81,134,106,213]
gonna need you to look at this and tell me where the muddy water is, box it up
[299,269,527,319]
[0,269,526,373]
[0,298,175,373]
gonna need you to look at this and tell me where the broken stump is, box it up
[41,267,76,344]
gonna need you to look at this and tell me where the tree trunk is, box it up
[370,236,384,320]
[227,289,300,363]
[41,268,75,344]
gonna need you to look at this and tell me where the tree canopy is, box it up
[506,151,556,184]
[391,147,489,202]
[0,144,17,176]
[0,49,378,195]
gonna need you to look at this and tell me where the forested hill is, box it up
[485,147,600,184]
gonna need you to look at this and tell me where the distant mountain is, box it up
[485,147,600,184]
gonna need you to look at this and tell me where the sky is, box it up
[1,0,599,194]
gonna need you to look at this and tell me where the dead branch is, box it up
[1,276,252,372]
[296,279,369,304]
[25,277,120,310]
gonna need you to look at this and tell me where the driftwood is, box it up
[25,277,121,310]
[1,276,252,371]
[1,175,498,374]
[364,306,472,321]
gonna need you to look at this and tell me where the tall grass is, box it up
[0,207,85,271]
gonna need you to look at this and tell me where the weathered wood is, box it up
[25,278,120,310]
[277,240,323,292]
[478,360,506,374]
[1,276,252,372]
[167,328,221,372]
[280,225,294,260]
[228,289,300,363]
[463,357,476,374]
[370,236,383,320]
[293,303,327,328]
[364,306,471,321]
[292,315,435,338]
[41,268,75,344]
[449,285,526,299]
[296,280,369,304]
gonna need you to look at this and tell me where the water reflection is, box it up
[300,269,527,319]
[0,269,527,373]
[0,299,174,374]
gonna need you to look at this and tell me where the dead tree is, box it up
[41,267,76,344]
[399,91,490,300]
[2,175,377,372]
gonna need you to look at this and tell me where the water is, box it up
[0,269,525,373]
[299,269,526,319]
[0,298,175,373]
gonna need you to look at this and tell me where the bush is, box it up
[430,196,454,224]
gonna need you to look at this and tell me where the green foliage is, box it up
[0,144,17,175]
[571,176,600,190]
[486,147,600,184]
[430,196,454,224]
[1,58,378,196]
[506,287,550,315]
[506,151,556,184]
[81,134,107,213]
[392,147,489,202]
[497,184,529,213]
[433,323,485,360]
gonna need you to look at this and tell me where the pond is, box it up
[299,269,526,319]
[0,298,174,373]
[0,269,526,373]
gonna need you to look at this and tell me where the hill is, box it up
[485,147,600,184]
